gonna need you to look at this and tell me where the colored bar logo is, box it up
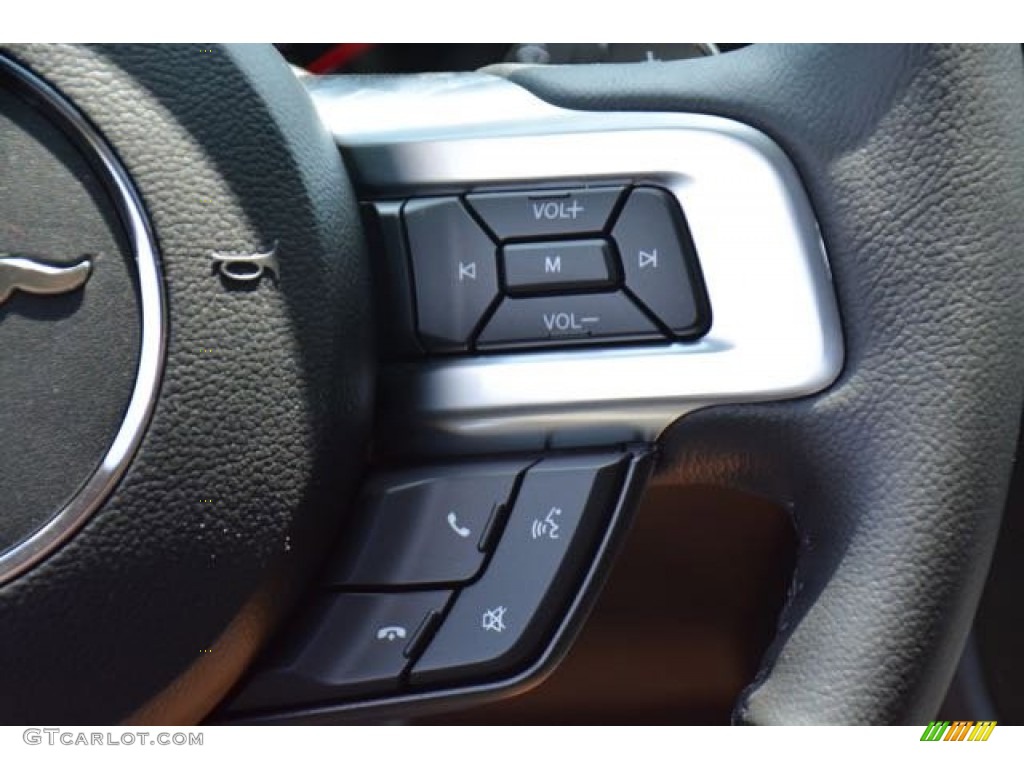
[920,721,996,741]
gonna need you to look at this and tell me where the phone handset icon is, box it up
[446,511,471,538]
[375,626,407,642]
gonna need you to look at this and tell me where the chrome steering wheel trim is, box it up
[306,73,843,455]
[0,53,165,586]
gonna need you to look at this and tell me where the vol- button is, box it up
[476,292,662,350]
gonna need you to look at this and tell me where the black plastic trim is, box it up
[216,446,655,724]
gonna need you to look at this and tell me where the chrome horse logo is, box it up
[0,255,92,307]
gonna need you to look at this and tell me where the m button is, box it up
[503,239,614,295]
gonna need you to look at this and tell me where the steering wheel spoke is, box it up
[0,44,1020,726]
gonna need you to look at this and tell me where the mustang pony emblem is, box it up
[0,255,93,307]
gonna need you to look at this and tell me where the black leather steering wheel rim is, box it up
[0,44,372,724]
[508,44,1024,723]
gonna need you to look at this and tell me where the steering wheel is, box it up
[0,43,1021,725]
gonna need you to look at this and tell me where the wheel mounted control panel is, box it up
[378,184,710,356]
[227,451,651,717]
[222,81,846,723]
[225,185,706,720]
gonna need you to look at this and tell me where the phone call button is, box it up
[326,462,530,588]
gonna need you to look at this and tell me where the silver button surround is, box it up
[307,73,843,454]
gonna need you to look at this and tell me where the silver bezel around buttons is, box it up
[306,72,843,454]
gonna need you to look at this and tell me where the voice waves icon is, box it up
[530,506,562,540]
[0,255,93,307]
